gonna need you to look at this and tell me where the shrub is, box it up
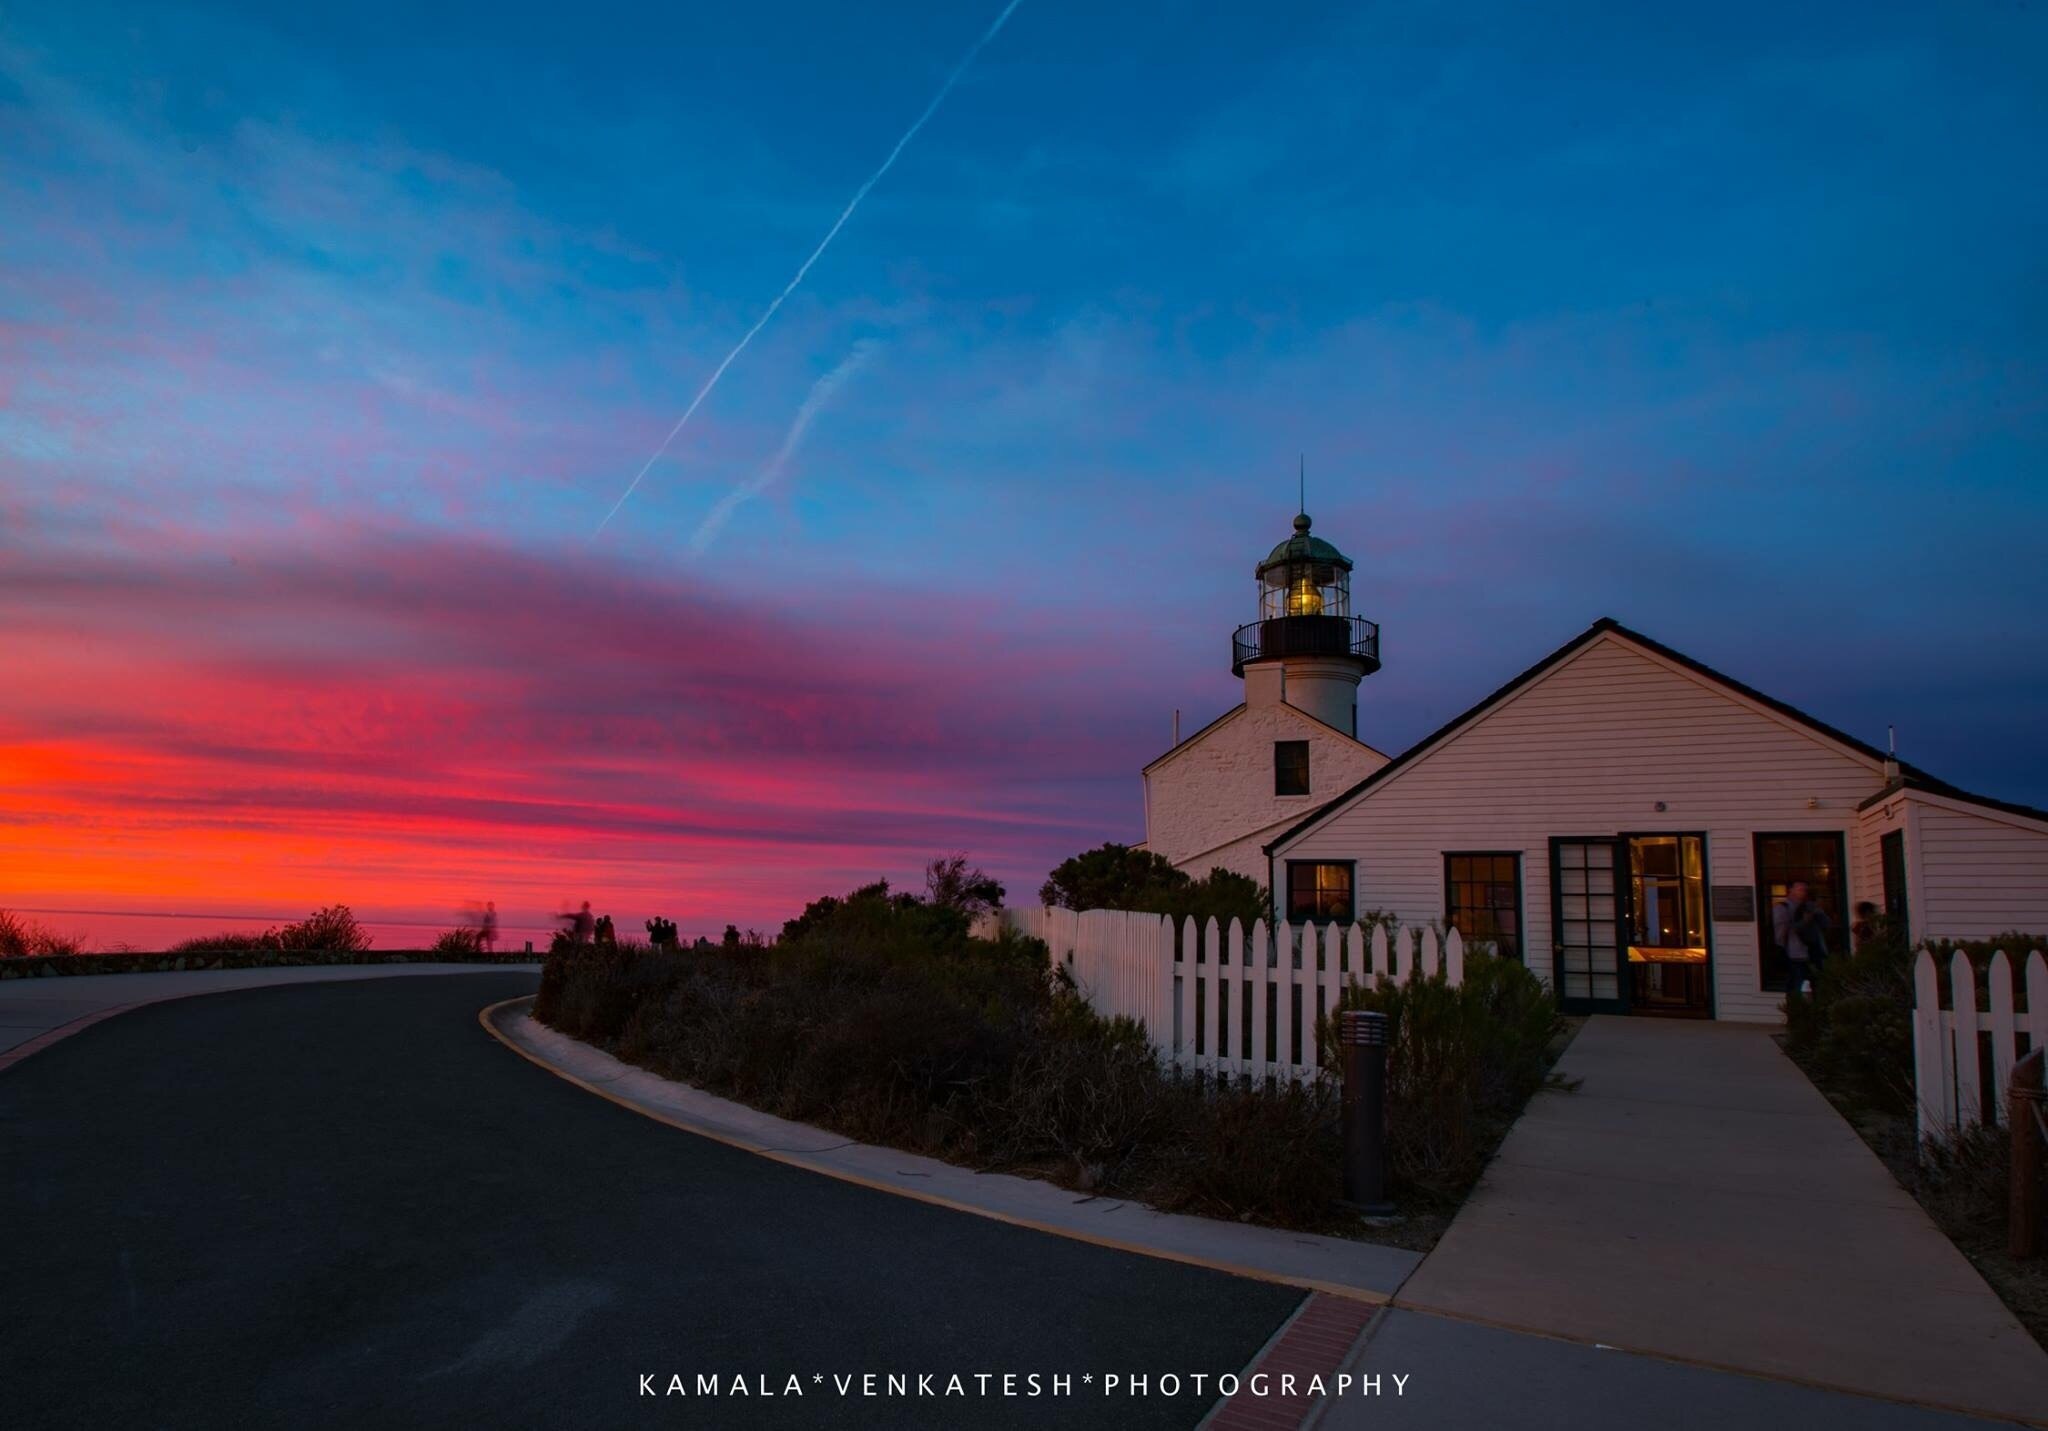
[275,904,371,952]
[168,904,373,956]
[1785,922,1917,1113]
[1324,953,1563,1201]
[433,928,483,956]
[535,881,1361,1227]
[1039,842,1268,928]
[0,909,84,958]
[1785,919,2048,1118]
[924,854,1004,916]
[1909,1124,2012,1240]
[166,930,279,955]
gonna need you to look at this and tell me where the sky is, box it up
[2,1,2044,948]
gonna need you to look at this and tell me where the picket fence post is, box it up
[1277,921,1298,1074]
[1953,950,1982,1128]
[1174,915,1193,1067]
[1224,917,1246,1075]
[2025,951,2048,1052]
[1297,923,1320,1078]
[1988,951,2017,1118]
[1911,950,1949,1145]
[1245,917,1261,1072]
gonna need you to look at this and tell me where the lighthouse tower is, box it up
[1141,508,1387,882]
[1231,512,1380,739]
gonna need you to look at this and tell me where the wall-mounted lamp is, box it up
[1653,801,1667,812]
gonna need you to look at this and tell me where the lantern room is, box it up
[1231,511,1381,735]
[1257,512,1354,620]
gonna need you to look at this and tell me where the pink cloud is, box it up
[0,523,1163,943]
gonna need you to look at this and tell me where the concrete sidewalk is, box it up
[1392,1016,2048,1425]
[1314,1307,2017,1431]
[0,962,541,1059]
[492,999,1422,1303]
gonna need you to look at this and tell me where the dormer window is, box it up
[1275,740,1310,796]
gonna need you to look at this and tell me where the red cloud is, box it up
[0,526,1169,943]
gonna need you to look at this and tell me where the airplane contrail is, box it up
[688,340,880,554]
[593,0,1027,536]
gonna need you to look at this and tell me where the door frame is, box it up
[1879,828,1909,928]
[1619,829,1717,1020]
[1549,836,1628,1015]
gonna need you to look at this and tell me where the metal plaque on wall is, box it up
[1711,884,1756,922]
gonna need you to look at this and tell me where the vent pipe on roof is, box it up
[1884,724,1900,784]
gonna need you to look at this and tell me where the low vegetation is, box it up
[1327,950,1567,1202]
[432,927,484,956]
[1782,917,2048,1348]
[0,909,85,958]
[535,869,1568,1235]
[167,904,375,955]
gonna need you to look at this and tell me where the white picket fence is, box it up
[979,906,1464,1083]
[1911,948,2048,1144]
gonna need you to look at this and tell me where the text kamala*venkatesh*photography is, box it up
[638,1370,1412,1400]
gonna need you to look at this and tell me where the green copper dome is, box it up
[1257,513,1353,577]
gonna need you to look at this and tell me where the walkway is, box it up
[1389,1015,2048,1425]
[0,960,540,1059]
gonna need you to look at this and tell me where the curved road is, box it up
[0,973,1298,1429]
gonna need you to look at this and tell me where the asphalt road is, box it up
[0,973,1300,1430]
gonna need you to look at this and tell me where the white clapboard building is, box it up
[1143,514,2048,1022]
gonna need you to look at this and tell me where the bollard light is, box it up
[1339,1008,1395,1216]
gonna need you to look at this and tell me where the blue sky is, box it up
[2,0,2044,935]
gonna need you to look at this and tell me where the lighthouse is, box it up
[1141,509,1389,884]
[1231,512,1381,739]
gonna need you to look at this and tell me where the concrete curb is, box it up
[481,996,1422,1304]
[0,1001,152,1074]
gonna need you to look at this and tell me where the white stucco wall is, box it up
[1275,656,1362,738]
[1270,632,1892,1023]
[1144,694,1386,886]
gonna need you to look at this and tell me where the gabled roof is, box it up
[1264,616,2034,854]
[1856,773,2048,827]
[1142,698,1387,775]
[1142,704,1245,774]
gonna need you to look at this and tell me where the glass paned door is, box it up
[1552,839,1624,1013]
[1630,834,1711,1016]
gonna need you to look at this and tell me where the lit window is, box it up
[1286,861,1353,923]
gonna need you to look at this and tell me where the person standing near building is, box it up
[1775,879,1819,998]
